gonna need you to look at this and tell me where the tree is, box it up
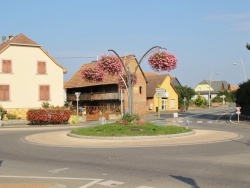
[175,86,195,110]
[211,90,236,103]
[194,94,207,107]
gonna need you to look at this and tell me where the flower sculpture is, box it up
[148,50,177,72]
[97,55,122,75]
[117,74,138,89]
[81,66,104,82]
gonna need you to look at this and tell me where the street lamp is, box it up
[108,46,163,115]
[75,92,81,115]
[233,58,247,81]
[208,72,218,108]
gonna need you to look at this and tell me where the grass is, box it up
[71,122,191,137]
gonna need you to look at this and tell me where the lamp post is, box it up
[233,58,247,82]
[108,46,163,115]
[75,92,81,115]
[208,72,218,108]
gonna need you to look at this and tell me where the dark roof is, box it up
[0,33,67,73]
[198,80,230,92]
[145,73,169,97]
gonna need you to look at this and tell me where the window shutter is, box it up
[39,85,50,100]
[38,62,46,74]
[2,60,11,73]
[0,85,9,101]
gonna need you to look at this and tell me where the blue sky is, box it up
[2,0,250,88]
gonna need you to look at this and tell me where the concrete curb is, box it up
[67,130,195,140]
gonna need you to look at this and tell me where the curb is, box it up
[67,130,195,140]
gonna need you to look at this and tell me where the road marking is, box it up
[97,180,124,187]
[178,121,183,122]
[136,186,155,188]
[0,175,103,188]
[207,121,213,123]
[49,168,69,173]
[197,121,202,123]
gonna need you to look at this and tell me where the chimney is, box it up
[2,36,6,43]
[9,34,13,40]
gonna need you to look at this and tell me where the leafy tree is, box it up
[211,90,236,103]
[175,86,195,110]
[194,95,207,107]
[235,80,250,105]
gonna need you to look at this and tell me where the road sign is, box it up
[156,88,165,94]
[236,107,241,112]
[156,92,168,98]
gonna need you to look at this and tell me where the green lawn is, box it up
[71,122,191,137]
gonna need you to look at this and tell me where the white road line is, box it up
[78,179,104,188]
[49,168,69,173]
[0,175,103,188]
[97,180,124,187]
[136,186,155,188]
[207,121,213,123]
[197,121,202,123]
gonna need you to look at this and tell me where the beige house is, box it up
[0,33,67,117]
[145,73,179,112]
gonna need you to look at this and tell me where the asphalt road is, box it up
[0,107,250,188]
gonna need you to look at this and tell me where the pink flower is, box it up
[148,51,177,72]
[117,74,138,89]
[81,66,104,82]
[97,55,122,75]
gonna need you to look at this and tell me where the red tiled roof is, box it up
[0,33,39,52]
[0,33,67,73]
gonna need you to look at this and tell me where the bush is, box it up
[0,105,7,119]
[119,113,144,125]
[27,108,72,125]
[6,113,17,120]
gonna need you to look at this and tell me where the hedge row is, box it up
[27,109,72,125]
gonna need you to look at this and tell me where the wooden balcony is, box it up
[67,92,120,101]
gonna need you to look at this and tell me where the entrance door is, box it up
[162,99,167,111]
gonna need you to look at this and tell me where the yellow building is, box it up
[145,73,179,112]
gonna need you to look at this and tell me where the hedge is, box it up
[27,108,72,125]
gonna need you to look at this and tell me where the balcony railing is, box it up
[67,92,120,101]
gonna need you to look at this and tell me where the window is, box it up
[170,99,175,109]
[0,85,9,101]
[39,85,50,100]
[139,86,142,94]
[37,61,46,74]
[2,60,12,73]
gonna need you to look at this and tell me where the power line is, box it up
[54,56,97,59]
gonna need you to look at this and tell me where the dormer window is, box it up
[37,61,46,74]
[2,60,12,73]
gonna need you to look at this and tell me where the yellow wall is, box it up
[150,75,178,112]
[194,84,214,92]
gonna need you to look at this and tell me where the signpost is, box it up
[75,92,81,116]
[155,88,166,118]
[236,107,241,122]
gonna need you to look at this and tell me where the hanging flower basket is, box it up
[81,66,104,82]
[148,51,177,72]
[97,55,122,75]
[117,74,138,89]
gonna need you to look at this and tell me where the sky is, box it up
[1,0,250,88]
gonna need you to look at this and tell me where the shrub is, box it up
[120,113,142,125]
[0,105,7,119]
[27,108,72,125]
[6,113,17,120]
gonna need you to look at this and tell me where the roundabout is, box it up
[24,129,240,148]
